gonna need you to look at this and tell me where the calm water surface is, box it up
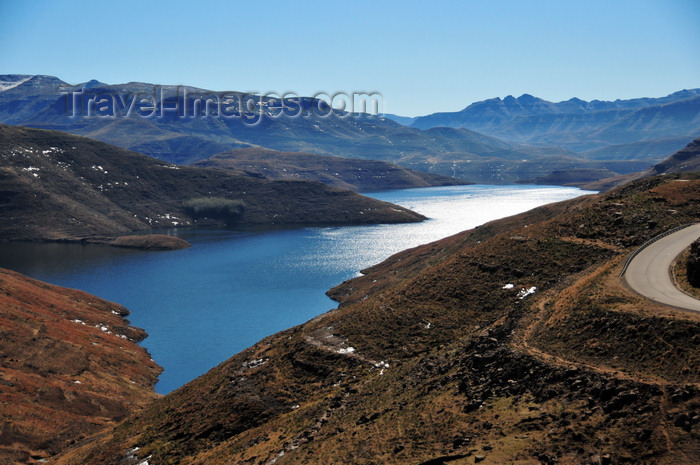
[0,185,592,392]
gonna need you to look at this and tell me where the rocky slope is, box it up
[193,147,470,191]
[0,124,424,241]
[645,137,700,176]
[50,171,700,464]
[0,268,161,464]
[582,136,700,191]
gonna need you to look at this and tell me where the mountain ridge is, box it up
[0,124,424,242]
[579,136,700,191]
[408,90,700,154]
[193,147,470,192]
[0,74,668,184]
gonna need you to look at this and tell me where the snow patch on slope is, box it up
[0,76,31,92]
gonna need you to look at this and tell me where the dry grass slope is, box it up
[0,269,161,464]
[48,172,700,465]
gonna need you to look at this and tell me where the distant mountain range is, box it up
[3,75,692,184]
[399,90,700,155]
[581,136,700,191]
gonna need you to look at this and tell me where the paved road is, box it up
[623,223,700,312]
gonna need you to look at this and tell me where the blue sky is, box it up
[1,0,698,116]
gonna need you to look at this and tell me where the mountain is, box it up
[410,90,700,155]
[0,75,71,124]
[581,136,693,161]
[193,147,470,192]
[382,113,417,126]
[0,75,35,92]
[0,74,647,184]
[0,124,424,242]
[3,75,697,185]
[581,136,700,191]
[646,136,700,176]
[0,268,161,464]
[50,171,700,465]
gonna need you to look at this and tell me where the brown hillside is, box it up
[194,147,470,192]
[649,137,700,175]
[0,124,424,242]
[53,173,700,465]
[582,136,700,191]
[0,268,161,464]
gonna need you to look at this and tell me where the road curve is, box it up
[622,223,700,312]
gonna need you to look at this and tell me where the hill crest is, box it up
[194,147,470,192]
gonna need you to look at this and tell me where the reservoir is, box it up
[0,185,592,393]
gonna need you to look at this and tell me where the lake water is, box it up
[0,185,592,393]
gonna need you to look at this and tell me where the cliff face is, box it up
[0,268,161,464]
[50,173,700,465]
